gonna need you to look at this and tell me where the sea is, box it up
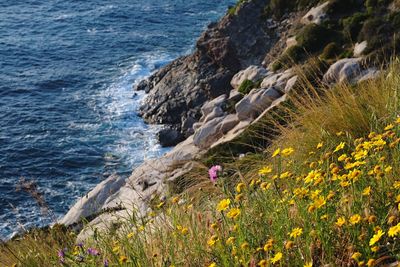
[0,0,234,239]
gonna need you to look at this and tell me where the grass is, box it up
[3,61,400,266]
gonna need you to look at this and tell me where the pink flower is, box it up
[209,165,222,183]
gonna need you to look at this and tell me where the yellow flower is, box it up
[384,124,394,131]
[367,259,375,267]
[395,194,400,203]
[334,142,346,152]
[317,142,323,149]
[335,217,346,227]
[258,260,268,267]
[270,252,283,264]
[371,246,379,252]
[227,208,241,219]
[259,166,273,175]
[285,240,294,250]
[208,262,217,267]
[388,223,400,237]
[236,182,245,193]
[156,201,165,209]
[280,171,290,179]
[119,255,128,263]
[394,181,400,189]
[235,193,244,202]
[362,187,371,196]
[351,252,362,261]
[272,148,281,157]
[260,182,271,191]
[216,199,231,212]
[369,230,384,246]
[385,166,393,173]
[207,235,219,247]
[112,246,120,253]
[127,232,134,239]
[226,236,236,245]
[180,227,189,235]
[263,239,274,251]
[304,262,313,267]
[350,214,362,225]
[313,196,326,209]
[336,131,344,136]
[281,147,294,157]
[171,196,180,204]
[338,154,347,161]
[289,227,303,238]
[240,242,249,250]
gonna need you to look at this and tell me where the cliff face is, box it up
[138,0,276,142]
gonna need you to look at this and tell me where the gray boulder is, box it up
[301,1,329,25]
[230,65,268,89]
[235,87,283,121]
[323,58,362,84]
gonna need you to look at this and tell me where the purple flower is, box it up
[76,242,84,248]
[58,249,65,263]
[87,247,100,256]
[104,259,109,267]
[208,165,222,183]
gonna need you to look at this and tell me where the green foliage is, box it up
[271,45,304,71]
[326,0,363,16]
[341,12,369,40]
[238,79,255,95]
[320,42,342,60]
[296,24,332,53]
[227,0,246,15]
[389,11,400,29]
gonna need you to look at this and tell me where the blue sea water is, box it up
[0,0,234,239]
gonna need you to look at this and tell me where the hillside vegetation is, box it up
[3,60,400,266]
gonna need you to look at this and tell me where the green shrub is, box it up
[341,12,369,40]
[271,45,305,71]
[296,24,332,53]
[326,0,363,16]
[266,0,296,19]
[238,79,255,95]
[320,42,342,60]
[389,11,400,28]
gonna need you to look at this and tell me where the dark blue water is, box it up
[0,0,234,239]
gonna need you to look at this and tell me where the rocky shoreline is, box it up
[60,0,391,240]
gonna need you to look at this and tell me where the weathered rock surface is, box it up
[323,58,362,84]
[301,1,329,25]
[235,87,283,121]
[139,0,276,138]
[230,65,269,89]
[354,41,368,57]
[157,127,185,147]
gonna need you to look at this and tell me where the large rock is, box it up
[301,1,329,25]
[203,106,225,123]
[201,94,227,118]
[60,174,125,226]
[230,65,269,89]
[323,58,362,84]
[157,127,185,147]
[235,87,283,121]
[139,0,276,137]
[354,41,368,57]
[193,114,240,149]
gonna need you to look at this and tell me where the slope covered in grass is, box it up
[2,62,400,266]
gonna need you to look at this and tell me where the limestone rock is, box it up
[357,68,381,84]
[193,117,225,149]
[235,87,283,121]
[284,75,298,93]
[354,41,368,57]
[230,65,268,89]
[201,94,227,119]
[203,106,225,123]
[59,174,125,226]
[323,58,362,84]
[301,1,330,25]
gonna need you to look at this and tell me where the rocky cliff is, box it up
[61,0,400,239]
